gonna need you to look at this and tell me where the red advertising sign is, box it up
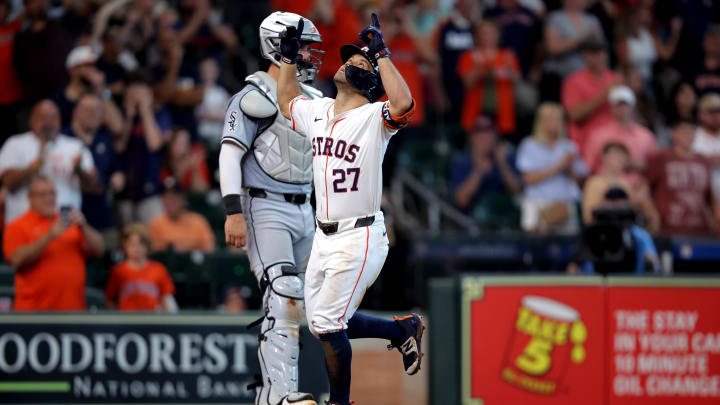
[461,276,720,405]
[608,283,720,405]
[462,277,606,405]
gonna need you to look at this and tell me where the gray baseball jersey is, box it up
[222,71,320,195]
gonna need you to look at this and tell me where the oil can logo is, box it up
[501,296,588,395]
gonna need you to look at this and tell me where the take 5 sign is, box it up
[461,276,720,405]
[461,276,606,405]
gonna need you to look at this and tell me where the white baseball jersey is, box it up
[289,96,412,222]
[0,132,95,224]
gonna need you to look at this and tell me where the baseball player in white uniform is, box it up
[277,13,425,405]
[219,11,324,405]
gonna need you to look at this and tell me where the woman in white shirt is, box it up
[615,4,682,85]
[516,102,588,235]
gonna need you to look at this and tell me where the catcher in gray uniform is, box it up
[218,11,324,405]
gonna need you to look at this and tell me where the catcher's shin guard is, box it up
[255,263,314,405]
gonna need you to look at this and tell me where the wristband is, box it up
[223,194,243,215]
[374,48,391,60]
[281,56,296,65]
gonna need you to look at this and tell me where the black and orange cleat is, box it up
[388,313,425,375]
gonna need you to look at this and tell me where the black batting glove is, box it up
[280,19,304,64]
[359,13,391,61]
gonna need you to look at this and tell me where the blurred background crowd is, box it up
[1,0,720,313]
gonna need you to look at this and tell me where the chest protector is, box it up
[244,71,322,184]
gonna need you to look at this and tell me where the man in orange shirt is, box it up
[3,175,104,311]
[147,182,215,253]
[457,20,520,136]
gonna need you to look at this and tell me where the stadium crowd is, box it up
[1,0,720,311]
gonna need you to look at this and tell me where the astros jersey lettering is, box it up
[289,96,404,221]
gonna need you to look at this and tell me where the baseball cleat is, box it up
[283,392,316,405]
[388,313,425,375]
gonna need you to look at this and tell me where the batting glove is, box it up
[359,13,391,61]
[279,19,304,64]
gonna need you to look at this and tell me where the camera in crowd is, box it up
[582,187,643,274]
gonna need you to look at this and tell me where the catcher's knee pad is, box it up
[262,262,304,300]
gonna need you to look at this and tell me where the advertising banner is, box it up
[461,276,606,405]
[607,278,720,405]
[0,314,328,404]
[460,276,720,405]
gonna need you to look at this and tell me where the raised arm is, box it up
[277,20,304,120]
[361,13,413,115]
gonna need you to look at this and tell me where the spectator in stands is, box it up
[405,0,445,37]
[196,58,229,147]
[65,94,124,241]
[656,81,698,148]
[517,102,588,235]
[95,23,135,99]
[0,100,100,225]
[51,45,124,132]
[458,20,521,136]
[688,25,720,97]
[147,181,215,253]
[160,127,210,193]
[541,0,604,101]
[614,4,658,85]
[692,93,720,207]
[434,0,477,117]
[174,0,237,63]
[647,9,683,108]
[105,223,177,312]
[450,116,521,223]
[0,0,25,143]
[667,82,698,126]
[2,175,104,311]
[115,79,168,225]
[582,142,659,234]
[583,85,657,173]
[646,120,719,237]
[484,0,542,79]
[13,0,75,104]
[152,24,204,139]
[623,65,658,131]
[161,0,236,138]
[92,0,159,62]
[562,37,622,154]
[218,286,248,313]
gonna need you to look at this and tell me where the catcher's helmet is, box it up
[259,11,324,83]
[340,44,385,102]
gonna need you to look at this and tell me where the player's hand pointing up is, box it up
[279,19,304,64]
[359,13,391,60]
